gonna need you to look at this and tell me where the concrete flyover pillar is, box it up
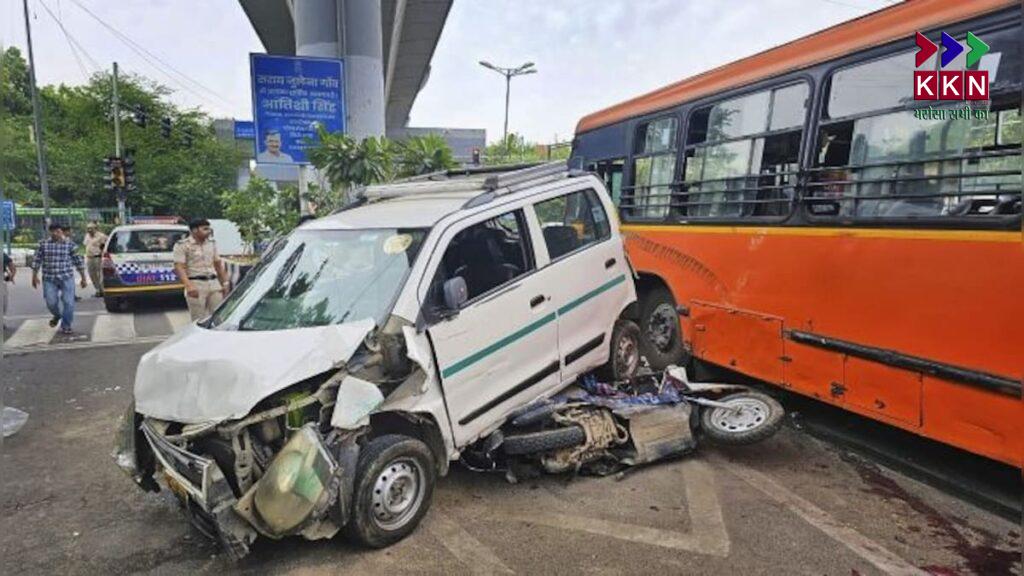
[339,0,385,139]
[292,0,385,140]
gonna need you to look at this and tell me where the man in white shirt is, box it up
[256,129,294,163]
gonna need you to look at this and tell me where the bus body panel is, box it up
[622,225,1022,466]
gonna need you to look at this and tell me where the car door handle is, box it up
[530,295,546,308]
[605,258,616,269]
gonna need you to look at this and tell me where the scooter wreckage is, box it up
[464,365,786,481]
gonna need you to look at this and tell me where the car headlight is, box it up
[252,425,337,537]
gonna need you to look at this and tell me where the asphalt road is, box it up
[1,342,1020,575]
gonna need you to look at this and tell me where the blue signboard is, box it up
[234,120,256,140]
[250,54,345,165]
[1,200,15,231]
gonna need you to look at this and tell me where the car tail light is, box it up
[102,253,116,277]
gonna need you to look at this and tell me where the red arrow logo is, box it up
[915,31,937,67]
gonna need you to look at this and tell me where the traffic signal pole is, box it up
[112,62,126,225]
[22,0,52,227]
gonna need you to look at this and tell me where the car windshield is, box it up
[109,229,187,254]
[208,228,428,331]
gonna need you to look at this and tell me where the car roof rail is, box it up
[348,161,580,208]
[464,161,579,209]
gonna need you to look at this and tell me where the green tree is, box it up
[306,126,396,210]
[395,134,456,177]
[484,132,570,165]
[2,48,240,216]
[221,176,297,251]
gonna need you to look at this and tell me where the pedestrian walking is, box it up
[173,218,229,321]
[83,221,108,297]
[31,223,88,334]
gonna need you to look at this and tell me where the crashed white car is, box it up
[114,163,641,558]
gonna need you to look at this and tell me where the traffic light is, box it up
[103,156,125,191]
[472,148,481,165]
[123,155,137,193]
[160,117,172,138]
[131,104,147,128]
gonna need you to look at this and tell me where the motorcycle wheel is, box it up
[502,426,586,455]
[699,392,784,446]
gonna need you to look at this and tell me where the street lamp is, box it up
[479,61,537,158]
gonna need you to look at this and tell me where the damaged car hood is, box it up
[134,318,376,424]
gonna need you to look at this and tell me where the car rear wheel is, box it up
[597,319,642,381]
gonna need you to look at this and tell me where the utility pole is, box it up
[479,61,537,159]
[112,62,126,224]
[22,0,52,226]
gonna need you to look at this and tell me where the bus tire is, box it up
[639,287,688,370]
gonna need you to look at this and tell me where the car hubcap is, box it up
[371,457,425,531]
[615,333,640,376]
[708,398,769,433]
[646,303,678,352]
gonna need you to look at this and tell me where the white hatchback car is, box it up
[115,163,640,557]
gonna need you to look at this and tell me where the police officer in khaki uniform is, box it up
[173,218,229,320]
[83,222,108,297]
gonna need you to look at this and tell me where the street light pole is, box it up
[22,0,52,227]
[479,61,536,159]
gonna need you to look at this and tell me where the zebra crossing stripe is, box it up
[91,313,136,343]
[5,318,56,348]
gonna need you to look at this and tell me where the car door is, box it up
[421,207,560,446]
[530,185,634,382]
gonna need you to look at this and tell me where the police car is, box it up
[102,223,189,312]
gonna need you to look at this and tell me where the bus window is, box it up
[588,159,625,206]
[809,26,1021,221]
[681,83,807,219]
[625,116,677,220]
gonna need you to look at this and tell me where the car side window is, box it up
[430,209,535,305]
[533,188,611,260]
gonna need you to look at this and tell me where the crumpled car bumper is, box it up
[113,405,351,560]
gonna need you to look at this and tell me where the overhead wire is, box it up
[64,0,234,114]
[35,0,97,80]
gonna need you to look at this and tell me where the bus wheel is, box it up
[639,287,687,370]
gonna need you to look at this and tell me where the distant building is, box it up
[387,127,486,166]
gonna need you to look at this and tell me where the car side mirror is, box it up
[443,276,468,312]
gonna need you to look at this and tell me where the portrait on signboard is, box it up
[256,128,294,164]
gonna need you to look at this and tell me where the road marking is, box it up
[713,455,927,576]
[2,334,168,356]
[425,510,515,575]
[512,460,730,557]
[165,310,192,332]
[91,313,135,343]
[4,318,55,348]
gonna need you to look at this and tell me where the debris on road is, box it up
[466,367,785,481]
[2,407,29,438]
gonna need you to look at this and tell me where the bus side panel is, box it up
[623,226,1023,467]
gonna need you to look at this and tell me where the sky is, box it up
[3,0,897,144]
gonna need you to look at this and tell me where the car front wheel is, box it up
[345,434,436,548]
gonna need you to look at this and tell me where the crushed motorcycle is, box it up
[463,365,785,479]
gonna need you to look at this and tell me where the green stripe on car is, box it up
[440,274,626,379]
